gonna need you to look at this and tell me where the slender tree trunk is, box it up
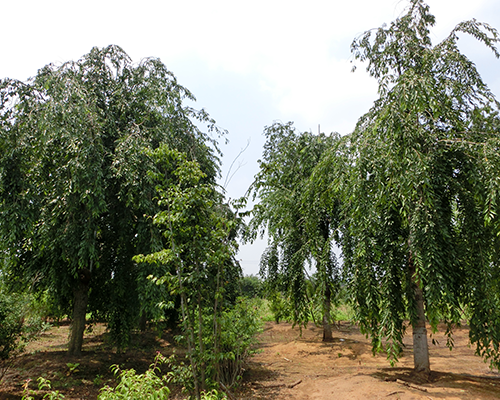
[322,284,333,341]
[177,261,200,399]
[68,279,89,356]
[412,282,430,372]
[198,292,206,392]
[409,258,430,373]
[213,266,221,385]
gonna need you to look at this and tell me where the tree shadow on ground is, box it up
[372,367,500,398]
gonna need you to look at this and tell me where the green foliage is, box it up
[265,291,294,324]
[217,298,263,386]
[97,352,228,400]
[239,275,263,298]
[248,122,342,338]
[341,0,500,369]
[22,377,65,400]
[200,389,227,400]
[134,145,252,398]
[0,292,24,381]
[166,298,262,395]
[98,354,170,400]
[0,45,222,354]
[0,290,50,382]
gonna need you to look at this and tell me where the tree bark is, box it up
[408,255,430,373]
[139,312,148,332]
[412,282,430,373]
[67,279,89,356]
[322,284,333,341]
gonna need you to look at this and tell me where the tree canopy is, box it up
[341,0,500,371]
[248,122,342,340]
[0,45,223,354]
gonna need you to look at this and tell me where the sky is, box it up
[2,0,500,275]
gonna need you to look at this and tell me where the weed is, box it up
[66,362,80,375]
[93,374,104,386]
[21,377,65,400]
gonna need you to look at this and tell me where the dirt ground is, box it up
[1,320,499,399]
[244,321,500,399]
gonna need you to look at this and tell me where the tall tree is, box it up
[134,145,243,398]
[0,45,221,355]
[345,0,500,372]
[248,122,341,340]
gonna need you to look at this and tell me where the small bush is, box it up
[0,290,49,383]
[239,275,263,298]
[98,353,170,400]
[217,297,263,386]
[166,297,263,395]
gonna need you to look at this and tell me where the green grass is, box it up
[255,298,355,325]
[256,299,275,322]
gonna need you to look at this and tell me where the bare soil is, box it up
[1,320,499,399]
[243,321,500,399]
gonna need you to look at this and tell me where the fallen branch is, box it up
[386,391,405,397]
[396,379,428,392]
[251,379,302,389]
[287,379,302,388]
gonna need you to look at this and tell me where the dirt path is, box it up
[242,321,500,399]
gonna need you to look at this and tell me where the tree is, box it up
[134,145,245,398]
[0,45,221,355]
[344,0,500,372]
[248,122,341,340]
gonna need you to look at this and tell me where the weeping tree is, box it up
[248,122,341,340]
[0,45,221,355]
[344,0,500,372]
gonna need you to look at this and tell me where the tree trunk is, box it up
[67,279,89,356]
[412,282,430,372]
[322,284,333,341]
[198,292,206,392]
[139,312,148,332]
[408,254,430,373]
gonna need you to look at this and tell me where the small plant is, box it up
[200,389,227,399]
[66,362,80,375]
[93,374,104,386]
[21,377,65,400]
[98,353,170,400]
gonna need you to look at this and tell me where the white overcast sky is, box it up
[2,0,500,275]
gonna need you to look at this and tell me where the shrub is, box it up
[217,297,263,386]
[0,290,51,383]
[0,291,24,382]
[98,354,170,400]
[166,297,263,395]
[239,275,263,298]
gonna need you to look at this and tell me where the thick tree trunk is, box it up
[67,281,89,356]
[68,268,91,356]
[322,284,333,341]
[412,282,430,373]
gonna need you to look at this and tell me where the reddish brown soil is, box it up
[1,320,499,399]
[242,321,500,399]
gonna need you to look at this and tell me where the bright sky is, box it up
[2,0,500,275]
